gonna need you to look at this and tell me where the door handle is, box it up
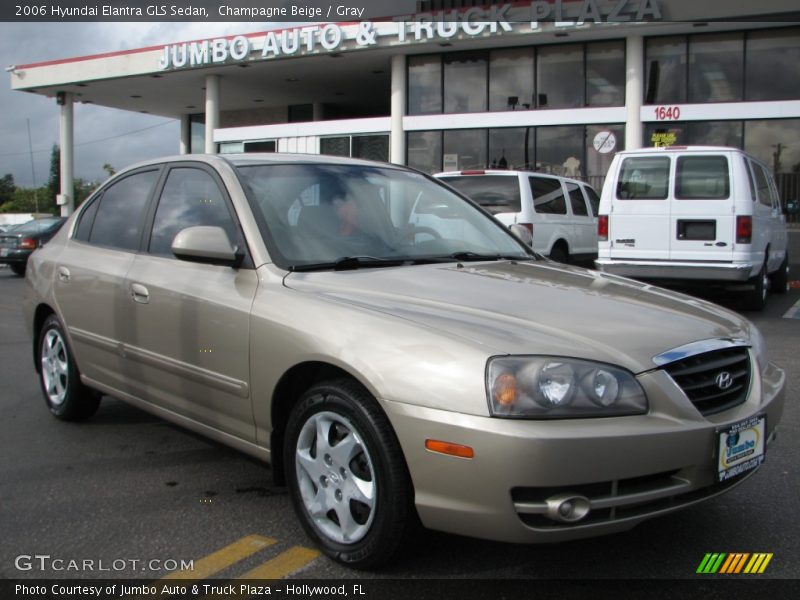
[57,266,70,283]
[130,283,150,304]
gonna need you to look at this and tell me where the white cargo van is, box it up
[435,170,599,263]
[595,146,789,310]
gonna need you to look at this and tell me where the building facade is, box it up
[8,0,800,214]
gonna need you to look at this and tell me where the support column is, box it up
[625,35,644,151]
[205,74,220,154]
[179,114,191,154]
[58,92,74,217]
[312,103,324,121]
[390,54,406,165]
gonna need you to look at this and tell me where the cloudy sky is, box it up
[0,22,269,188]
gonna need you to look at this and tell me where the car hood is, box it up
[283,260,752,374]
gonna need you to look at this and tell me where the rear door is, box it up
[668,153,735,262]
[528,175,573,255]
[608,154,671,260]
[565,182,597,255]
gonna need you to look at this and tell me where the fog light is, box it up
[545,494,591,523]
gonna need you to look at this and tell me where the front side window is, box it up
[616,157,670,200]
[148,168,237,257]
[530,177,567,215]
[89,170,158,250]
[236,164,530,270]
[675,156,730,200]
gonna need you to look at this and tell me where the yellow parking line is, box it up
[160,534,277,581]
[196,547,321,600]
[236,545,321,580]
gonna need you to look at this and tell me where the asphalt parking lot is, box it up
[0,253,798,590]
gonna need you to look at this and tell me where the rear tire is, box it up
[284,379,414,569]
[38,314,101,421]
[769,252,789,295]
[548,243,569,264]
[743,262,769,311]
[10,263,26,276]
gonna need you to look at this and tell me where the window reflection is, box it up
[537,45,584,108]
[489,128,534,170]
[586,41,625,107]
[489,48,534,111]
[744,119,800,174]
[745,27,800,101]
[444,52,487,113]
[645,36,687,104]
[688,33,744,102]
[536,126,584,176]
[407,131,442,174]
[443,130,487,171]
[408,55,442,115]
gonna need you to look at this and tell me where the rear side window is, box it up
[148,167,238,257]
[439,175,521,214]
[616,157,670,200]
[751,162,775,208]
[566,183,588,216]
[74,196,100,242]
[89,170,159,251]
[529,177,567,215]
[675,156,729,200]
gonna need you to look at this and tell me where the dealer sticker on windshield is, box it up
[717,415,766,482]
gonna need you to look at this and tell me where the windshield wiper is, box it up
[289,256,409,272]
[446,251,530,262]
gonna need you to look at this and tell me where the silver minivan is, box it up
[435,170,599,263]
[595,146,789,310]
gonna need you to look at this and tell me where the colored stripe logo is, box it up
[697,553,773,574]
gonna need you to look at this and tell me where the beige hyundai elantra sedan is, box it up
[24,154,784,568]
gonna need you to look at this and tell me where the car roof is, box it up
[616,145,742,155]
[435,170,591,186]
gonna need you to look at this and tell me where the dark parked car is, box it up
[0,216,66,276]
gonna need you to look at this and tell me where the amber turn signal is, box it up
[493,372,518,406]
[425,439,474,459]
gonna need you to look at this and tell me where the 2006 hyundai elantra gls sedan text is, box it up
[24,154,784,568]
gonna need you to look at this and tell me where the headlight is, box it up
[487,356,648,418]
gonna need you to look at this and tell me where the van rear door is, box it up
[608,155,671,260]
[669,153,734,261]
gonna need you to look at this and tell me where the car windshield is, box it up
[236,163,532,270]
[12,218,62,234]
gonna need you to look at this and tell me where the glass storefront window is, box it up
[408,55,442,115]
[586,41,625,107]
[444,52,488,113]
[744,119,800,174]
[645,123,687,148]
[443,129,487,171]
[407,131,442,174]
[320,137,350,157]
[688,33,744,103]
[352,135,389,162]
[645,36,687,104]
[190,114,205,154]
[489,128,534,170]
[536,45,584,108]
[686,121,743,147]
[745,27,800,101]
[489,48,534,111]
[536,126,584,176]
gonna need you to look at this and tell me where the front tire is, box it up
[38,314,101,420]
[284,379,414,569]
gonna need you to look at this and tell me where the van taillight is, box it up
[598,215,609,242]
[736,216,752,244]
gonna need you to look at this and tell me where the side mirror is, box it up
[171,226,242,267]
[509,223,533,246]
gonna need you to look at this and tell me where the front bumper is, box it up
[594,259,754,282]
[382,360,784,543]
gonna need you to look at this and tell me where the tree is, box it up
[0,173,15,205]
[47,145,60,203]
[102,163,116,178]
[0,186,55,214]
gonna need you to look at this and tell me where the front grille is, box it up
[662,347,751,415]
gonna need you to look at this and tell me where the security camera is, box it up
[5,65,16,72]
